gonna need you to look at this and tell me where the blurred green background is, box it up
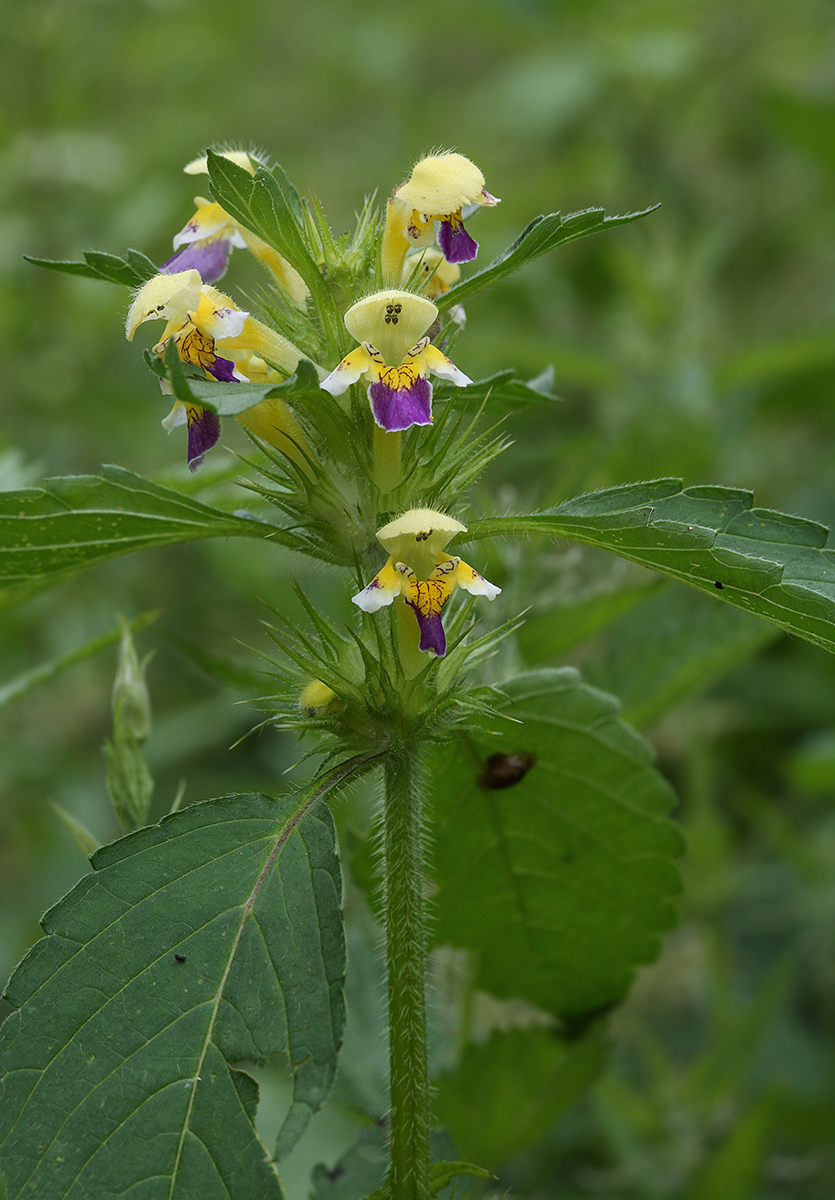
[3,0,835,1196]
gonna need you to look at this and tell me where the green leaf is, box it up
[0,465,285,591]
[428,669,683,1018]
[580,584,778,728]
[435,1025,606,1169]
[0,756,379,1199]
[436,206,659,310]
[205,152,324,300]
[25,247,159,288]
[467,480,835,656]
[427,1162,493,1194]
[441,366,560,412]
[162,351,323,418]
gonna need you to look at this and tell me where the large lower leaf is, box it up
[467,480,835,655]
[434,1025,607,1170]
[0,464,283,591]
[428,669,683,1018]
[0,756,376,1199]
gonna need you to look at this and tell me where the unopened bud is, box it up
[300,680,342,718]
[112,622,152,742]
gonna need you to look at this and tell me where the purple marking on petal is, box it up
[368,376,433,432]
[406,603,446,656]
[205,353,239,383]
[437,219,479,264]
[187,408,221,470]
[162,239,232,284]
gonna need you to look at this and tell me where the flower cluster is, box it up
[126,149,502,661]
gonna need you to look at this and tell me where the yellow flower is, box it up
[382,152,498,282]
[126,270,306,468]
[165,151,309,304]
[320,290,471,432]
[352,508,500,656]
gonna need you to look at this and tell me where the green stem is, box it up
[383,750,430,1200]
[374,426,402,494]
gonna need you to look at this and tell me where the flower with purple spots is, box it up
[320,290,471,432]
[352,509,500,657]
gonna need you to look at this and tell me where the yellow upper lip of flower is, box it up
[377,508,467,558]
[125,270,204,341]
[183,149,264,176]
[343,289,438,362]
[395,152,489,215]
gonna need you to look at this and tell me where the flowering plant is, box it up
[4,146,835,1200]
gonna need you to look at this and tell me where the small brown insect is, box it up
[174,953,186,964]
[479,751,537,790]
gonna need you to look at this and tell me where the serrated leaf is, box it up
[0,465,288,591]
[25,247,159,288]
[467,480,835,655]
[205,152,327,307]
[428,669,683,1017]
[0,756,379,1199]
[436,206,659,310]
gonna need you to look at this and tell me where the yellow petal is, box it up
[396,153,488,218]
[352,558,407,612]
[125,270,202,340]
[343,290,437,365]
[376,508,466,575]
[321,344,375,396]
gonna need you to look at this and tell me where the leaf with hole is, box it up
[428,669,683,1017]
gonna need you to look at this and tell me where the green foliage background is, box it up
[2,0,835,1196]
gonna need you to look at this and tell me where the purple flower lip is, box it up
[408,604,447,656]
[368,375,433,432]
[205,353,239,383]
[161,239,232,285]
[187,407,221,470]
[437,219,479,265]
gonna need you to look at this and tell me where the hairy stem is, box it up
[384,750,430,1200]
